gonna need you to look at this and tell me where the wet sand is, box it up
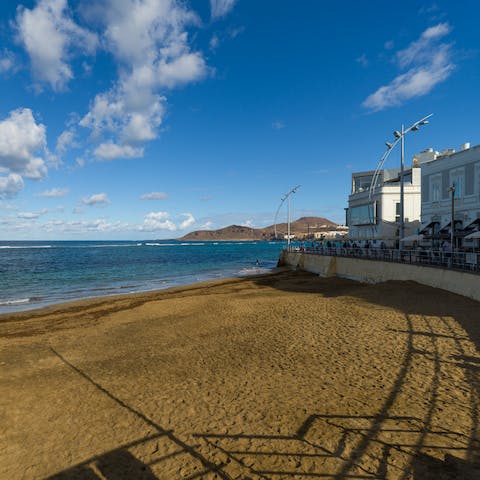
[1,270,480,479]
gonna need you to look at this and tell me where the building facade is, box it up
[346,167,422,247]
[419,143,480,247]
[313,226,349,240]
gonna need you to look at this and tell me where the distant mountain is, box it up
[179,216,339,241]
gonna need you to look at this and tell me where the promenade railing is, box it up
[284,246,480,275]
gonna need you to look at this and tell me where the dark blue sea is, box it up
[0,240,286,314]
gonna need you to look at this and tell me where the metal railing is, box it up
[285,246,480,274]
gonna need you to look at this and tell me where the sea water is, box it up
[0,240,286,313]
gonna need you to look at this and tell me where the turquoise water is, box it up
[0,240,286,313]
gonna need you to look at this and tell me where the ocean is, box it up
[0,240,286,314]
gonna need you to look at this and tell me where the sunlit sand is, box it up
[2,270,479,479]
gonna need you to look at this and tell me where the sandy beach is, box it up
[1,270,480,479]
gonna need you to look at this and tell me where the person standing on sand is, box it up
[255,259,259,267]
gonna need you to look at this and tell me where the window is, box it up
[454,177,463,198]
[477,163,480,195]
[395,202,400,223]
[430,174,441,201]
[450,168,464,199]
[350,203,376,225]
[353,175,374,193]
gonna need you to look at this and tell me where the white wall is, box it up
[279,251,480,303]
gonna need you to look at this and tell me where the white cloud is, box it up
[364,45,453,111]
[140,191,169,200]
[45,149,61,168]
[38,187,69,197]
[139,211,195,231]
[18,212,39,219]
[0,217,37,230]
[7,0,223,183]
[384,40,394,50]
[0,49,16,74]
[200,220,213,229]
[209,26,243,51]
[156,53,207,89]
[363,23,454,111]
[80,88,164,144]
[142,211,177,231]
[356,53,369,68]
[242,219,254,227]
[82,193,110,206]
[419,4,440,15]
[272,120,285,130]
[3,208,199,236]
[121,102,164,144]
[93,142,144,161]
[18,208,48,219]
[0,108,47,179]
[0,174,24,199]
[396,23,451,68]
[0,108,48,198]
[56,128,78,154]
[210,34,220,50]
[210,0,237,19]
[99,0,199,65]
[200,211,276,229]
[16,0,98,91]
[0,201,19,210]
[41,218,130,234]
[179,212,195,229]
[80,0,209,160]
[228,26,245,39]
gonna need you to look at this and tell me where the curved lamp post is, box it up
[274,185,301,249]
[369,114,432,246]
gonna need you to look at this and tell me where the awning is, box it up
[459,218,480,237]
[437,220,464,238]
[465,231,480,240]
[465,218,480,229]
[419,221,440,235]
[439,220,463,233]
[400,234,424,242]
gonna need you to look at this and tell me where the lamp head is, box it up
[411,125,420,131]
[419,120,429,125]
[393,131,401,138]
[385,141,393,149]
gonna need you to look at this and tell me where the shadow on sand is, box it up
[47,270,480,479]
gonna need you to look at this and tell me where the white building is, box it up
[419,142,480,247]
[346,167,422,247]
[313,227,348,240]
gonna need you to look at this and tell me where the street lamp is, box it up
[370,114,433,247]
[274,185,301,249]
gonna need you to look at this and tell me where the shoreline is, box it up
[0,267,286,322]
[0,265,279,317]
[0,240,284,316]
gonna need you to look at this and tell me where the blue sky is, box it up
[0,0,479,239]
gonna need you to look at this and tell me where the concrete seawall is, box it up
[278,251,480,303]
